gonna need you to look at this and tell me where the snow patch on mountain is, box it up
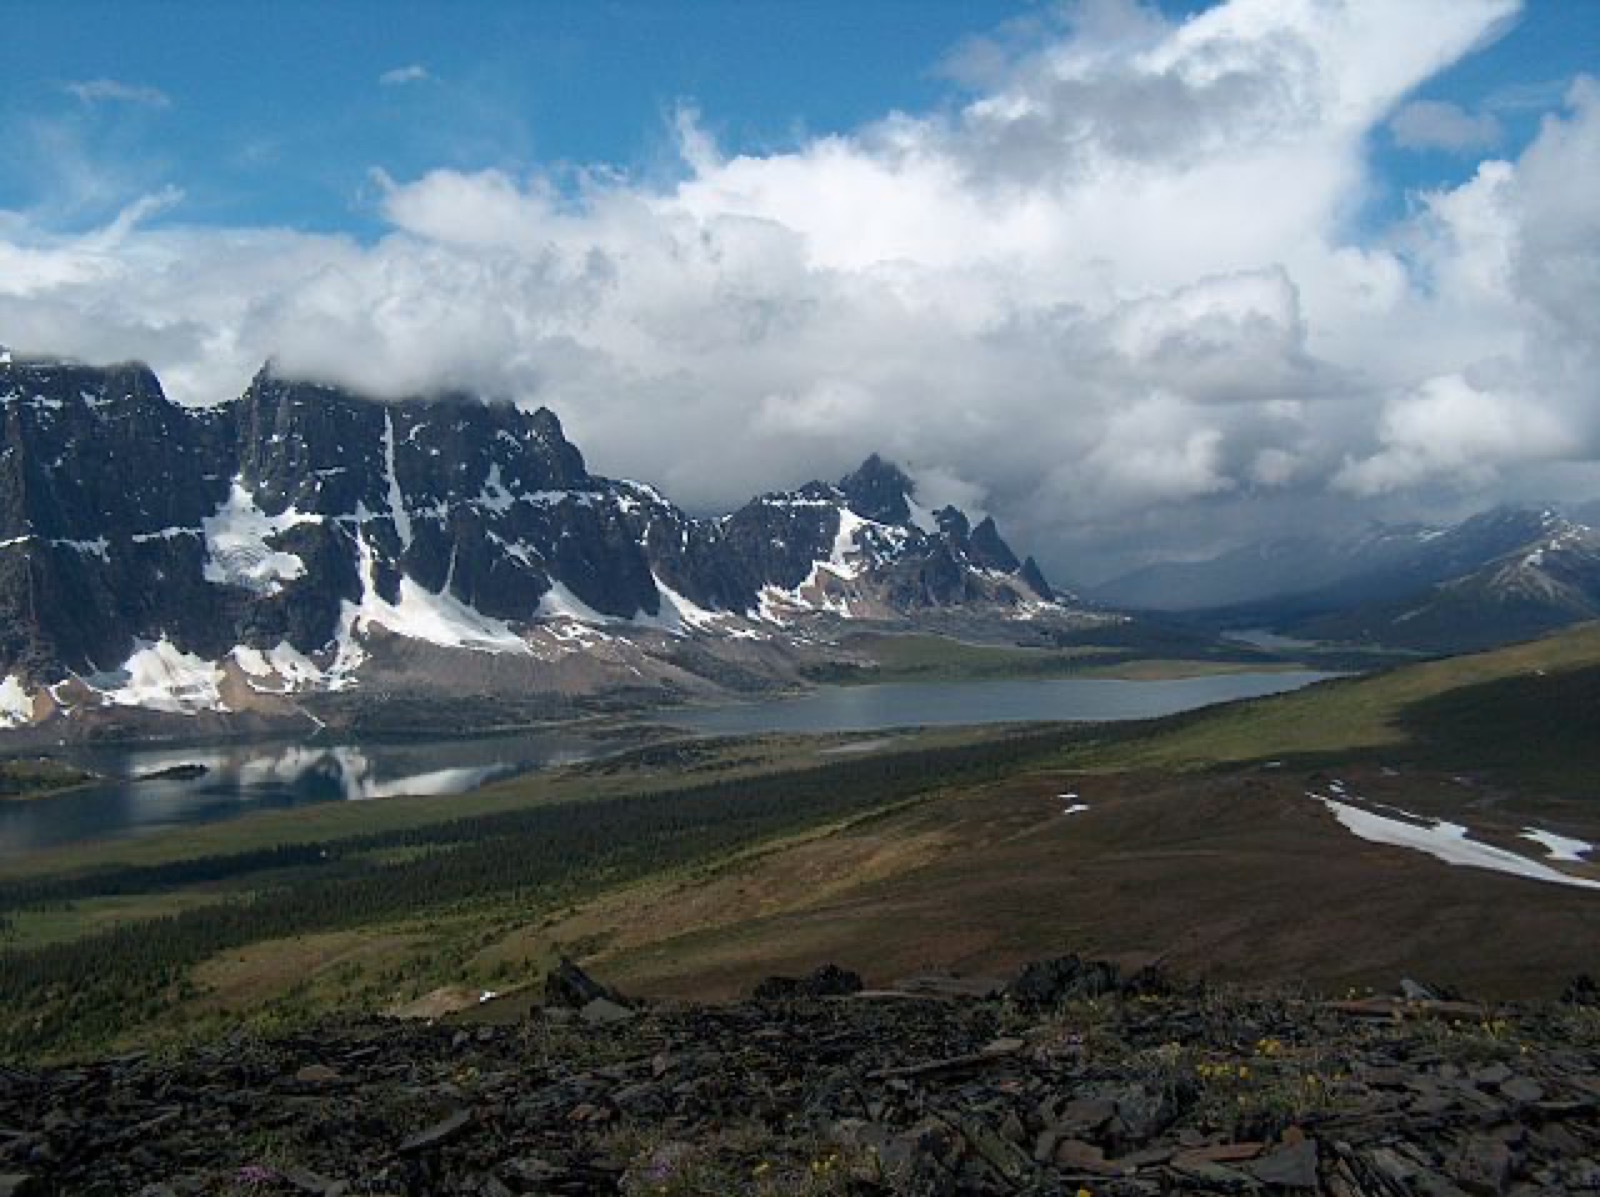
[536,581,616,626]
[388,580,530,652]
[323,525,531,672]
[0,676,34,727]
[366,562,527,655]
[827,509,868,580]
[95,638,227,715]
[640,576,718,634]
[905,495,939,535]
[231,642,330,692]
[382,409,413,549]
[478,462,516,513]
[203,483,322,596]
[634,576,768,640]
[52,537,110,560]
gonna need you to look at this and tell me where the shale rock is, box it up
[1,970,1595,1195]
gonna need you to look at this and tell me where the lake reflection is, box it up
[0,734,596,857]
[230,746,509,801]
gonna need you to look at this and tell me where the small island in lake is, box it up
[0,756,96,802]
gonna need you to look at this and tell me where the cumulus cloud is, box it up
[378,64,431,87]
[1390,99,1502,151]
[64,79,171,109]
[3,0,1597,579]
[1335,375,1575,495]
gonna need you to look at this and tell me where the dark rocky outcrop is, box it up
[751,963,865,1001]
[1007,953,1125,1008]
[2,964,1596,1194]
[543,957,628,1010]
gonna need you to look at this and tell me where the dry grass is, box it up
[531,765,1600,1004]
[188,927,427,1016]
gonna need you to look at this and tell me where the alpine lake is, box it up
[0,669,1334,855]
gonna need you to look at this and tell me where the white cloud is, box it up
[5,0,1598,578]
[1390,99,1502,151]
[1335,374,1576,495]
[1077,393,1237,506]
[64,79,171,109]
[379,64,431,87]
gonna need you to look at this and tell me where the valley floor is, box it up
[1,625,1597,1069]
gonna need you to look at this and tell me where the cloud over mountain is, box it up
[1,0,1595,579]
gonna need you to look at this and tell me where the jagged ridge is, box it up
[0,355,1065,723]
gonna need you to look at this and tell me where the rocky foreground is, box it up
[2,959,1598,1196]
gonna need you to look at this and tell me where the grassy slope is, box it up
[1398,661,1600,793]
[529,627,1600,1004]
[1073,622,1600,772]
[7,624,1600,1053]
[527,624,1600,1003]
[577,770,1600,1005]
[0,725,1072,1056]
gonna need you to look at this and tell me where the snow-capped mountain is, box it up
[1091,509,1565,614]
[1297,510,1600,651]
[1091,504,1600,653]
[0,355,1067,729]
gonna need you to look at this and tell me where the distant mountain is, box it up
[1275,508,1579,615]
[1094,504,1600,652]
[0,354,1070,731]
[1566,498,1600,528]
[1088,527,1436,612]
[1293,512,1600,652]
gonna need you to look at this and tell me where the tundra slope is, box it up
[0,353,1072,733]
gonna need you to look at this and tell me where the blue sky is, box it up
[8,1,1043,231]
[3,0,1592,236]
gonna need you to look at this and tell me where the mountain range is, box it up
[1095,506,1600,652]
[4,346,1597,740]
[0,352,1066,732]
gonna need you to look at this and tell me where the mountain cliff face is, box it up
[0,355,1068,728]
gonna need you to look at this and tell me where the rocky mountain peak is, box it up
[0,353,1075,727]
[528,404,569,444]
[935,506,971,539]
[1019,556,1055,601]
[837,453,915,525]
[969,516,1021,573]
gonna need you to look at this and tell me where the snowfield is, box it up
[1311,788,1600,892]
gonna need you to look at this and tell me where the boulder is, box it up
[579,998,635,1027]
[543,958,625,1010]
[1007,954,1121,1008]
[751,964,864,1001]
[1560,974,1598,1005]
